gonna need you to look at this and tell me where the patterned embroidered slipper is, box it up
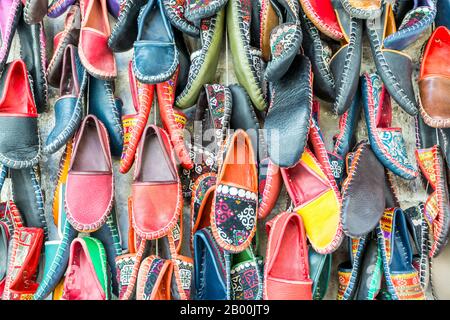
[2,227,44,300]
[62,237,111,300]
[341,142,386,238]
[281,148,342,254]
[108,0,148,52]
[330,0,363,115]
[115,253,138,299]
[132,0,179,84]
[415,146,450,258]
[162,0,199,37]
[384,0,436,51]
[193,227,230,300]
[264,54,313,167]
[227,0,266,111]
[299,0,343,40]
[44,45,88,155]
[0,0,22,73]
[362,73,418,180]
[308,247,332,300]
[259,0,279,62]
[22,0,48,24]
[211,130,258,253]
[191,173,216,237]
[120,62,154,174]
[339,0,382,19]
[136,255,173,300]
[47,5,81,88]
[184,0,227,23]
[157,66,194,170]
[175,9,225,109]
[418,26,450,128]
[366,3,418,116]
[47,0,76,18]
[258,157,282,220]
[230,246,263,300]
[376,208,426,300]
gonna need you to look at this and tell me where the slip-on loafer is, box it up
[436,0,450,28]
[22,0,48,24]
[65,115,114,232]
[258,157,282,220]
[191,173,216,237]
[0,221,10,297]
[62,237,111,300]
[211,130,258,253]
[0,0,22,73]
[79,0,117,80]
[264,212,312,300]
[46,5,81,88]
[88,76,124,157]
[308,247,332,300]
[337,236,366,300]
[162,0,199,37]
[2,227,44,300]
[341,142,386,237]
[44,45,88,155]
[115,254,137,299]
[415,145,450,257]
[384,0,436,51]
[376,208,426,300]
[330,0,363,115]
[230,246,263,300]
[362,73,418,180]
[184,0,227,23]
[175,9,225,109]
[0,59,40,169]
[136,255,173,300]
[227,0,266,111]
[120,62,154,174]
[366,3,418,116]
[132,0,178,84]
[264,0,302,82]
[132,125,182,240]
[339,0,382,19]
[259,0,279,62]
[419,26,450,128]
[264,54,312,167]
[108,0,148,52]
[157,67,194,170]
[299,0,344,40]
[193,227,229,300]
[281,147,343,254]
[48,0,76,18]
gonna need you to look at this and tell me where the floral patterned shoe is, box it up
[362,72,418,180]
[211,130,258,253]
[230,246,263,300]
[184,0,227,24]
[191,173,216,236]
[136,255,173,300]
[376,208,426,300]
[162,0,199,37]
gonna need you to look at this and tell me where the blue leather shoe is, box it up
[132,0,179,84]
[436,0,450,28]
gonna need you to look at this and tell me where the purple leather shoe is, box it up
[0,0,22,72]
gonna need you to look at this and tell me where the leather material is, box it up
[136,255,173,300]
[362,73,418,180]
[66,115,114,232]
[132,0,179,84]
[88,77,124,157]
[419,26,450,128]
[48,0,77,18]
[260,0,279,62]
[175,9,225,109]
[47,5,81,88]
[308,247,332,300]
[62,237,110,300]
[162,0,199,37]
[341,142,386,237]
[299,0,343,40]
[132,125,182,240]
[227,0,266,111]
[258,157,282,219]
[265,54,312,167]
[79,0,117,79]
[282,148,342,254]
[0,60,40,169]
[184,0,227,23]
[106,0,120,17]
[22,0,48,24]
[264,212,312,300]
[436,0,450,28]
[230,247,263,300]
[108,0,148,52]
[191,172,216,235]
[340,0,382,19]
[0,0,22,72]
[353,237,382,300]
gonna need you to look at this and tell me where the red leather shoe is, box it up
[65,115,114,232]
[264,212,312,300]
[157,66,194,170]
[258,158,282,220]
[79,0,117,79]
[132,124,182,240]
[120,61,154,174]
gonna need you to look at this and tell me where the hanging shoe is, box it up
[22,0,48,24]
[0,0,22,72]
[162,0,199,36]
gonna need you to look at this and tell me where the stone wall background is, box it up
[0,11,431,300]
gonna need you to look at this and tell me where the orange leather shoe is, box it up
[136,255,173,300]
[264,212,312,300]
[258,157,282,220]
[211,129,258,253]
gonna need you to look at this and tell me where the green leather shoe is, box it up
[230,247,263,300]
[308,247,332,300]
